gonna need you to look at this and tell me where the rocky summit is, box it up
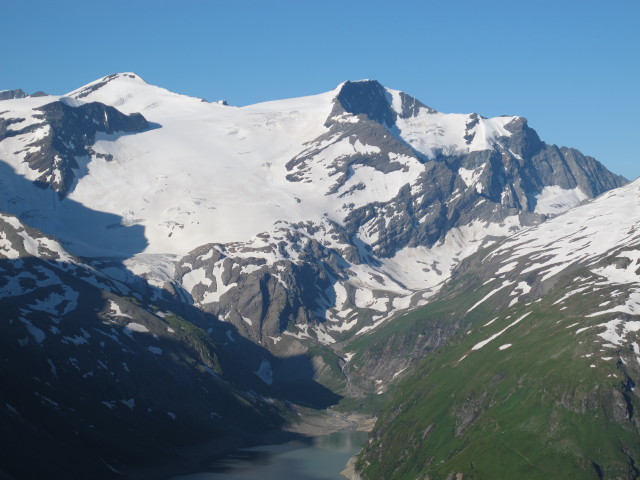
[0,73,631,478]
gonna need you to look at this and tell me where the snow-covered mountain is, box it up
[0,73,626,352]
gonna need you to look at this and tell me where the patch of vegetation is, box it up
[165,313,222,375]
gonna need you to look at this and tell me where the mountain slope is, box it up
[355,179,640,479]
[0,211,316,478]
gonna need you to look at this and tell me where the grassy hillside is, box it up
[355,261,640,480]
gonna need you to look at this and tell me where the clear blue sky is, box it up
[2,0,638,179]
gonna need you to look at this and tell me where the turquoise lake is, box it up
[173,430,368,480]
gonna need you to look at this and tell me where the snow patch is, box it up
[597,319,640,347]
[124,323,150,334]
[534,186,587,215]
[472,312,532,351]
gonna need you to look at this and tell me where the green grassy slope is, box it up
[356,262,640,480]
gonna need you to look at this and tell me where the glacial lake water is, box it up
[173,430,368,480]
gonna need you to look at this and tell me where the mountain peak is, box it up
[331,80,436,127]
[63,72,204,117]
[68,72,148,100]
[334,79,396,126]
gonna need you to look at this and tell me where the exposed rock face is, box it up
[0,89,28,101]
[174,221,359,351]
[0,100,148,197]
[0,89,47,101]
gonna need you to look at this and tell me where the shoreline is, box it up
[121,408,375,479]
[341,456,363,480]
